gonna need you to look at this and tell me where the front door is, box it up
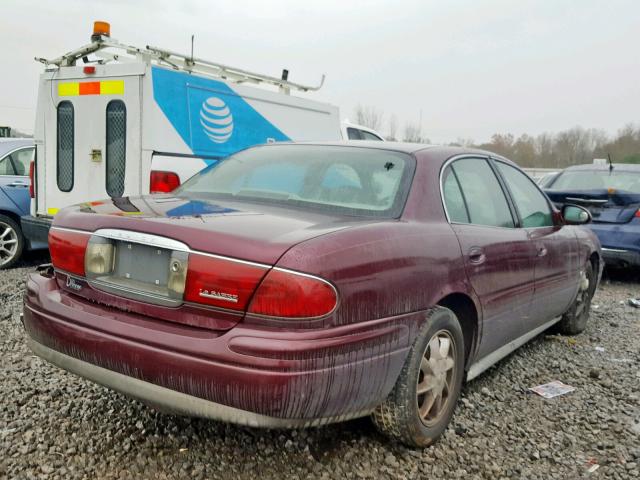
[0,146,33,215]
[442,157,537,359]
[493,160,580,325]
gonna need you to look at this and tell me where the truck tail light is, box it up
[184,254,266,310]
[248,269,337,318]
[49,229,90,276]
[29,160,35,198]
[150,170,180,193]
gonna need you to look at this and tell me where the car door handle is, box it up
[468,247,486,264]
[537,246,548,257]
[7,182,28,188]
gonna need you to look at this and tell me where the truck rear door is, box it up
[44,72,141,215]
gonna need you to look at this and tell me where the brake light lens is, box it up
[150,170,180,193]
[28,160,35,198]
[49,229,90,276]
[635,208,640,218]
[184,254,266,310]
[248,269,337,318]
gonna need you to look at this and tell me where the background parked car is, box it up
[0,139,46,268]
[544,163,640,269]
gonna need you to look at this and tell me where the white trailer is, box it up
[23,21,382,245]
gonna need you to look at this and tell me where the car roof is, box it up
[563,163,640,172]
[263,141,501,159]
[0,138,34,156]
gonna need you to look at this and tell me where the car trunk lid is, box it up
[545,189,640,224]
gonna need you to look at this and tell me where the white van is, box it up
[22,22,382,245]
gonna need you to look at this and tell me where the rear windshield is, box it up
[177,145,414,217]
[550,169,640,193]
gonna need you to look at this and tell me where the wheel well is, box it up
[437,293,478,365]
[0,210,22,228]
[589,252,599,273]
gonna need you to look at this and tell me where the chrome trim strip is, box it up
[466,316,561,381]
[51,226,270,269]
[27,337,372,428]
[601,247,628,253]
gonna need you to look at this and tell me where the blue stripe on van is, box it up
[152,67,290,158]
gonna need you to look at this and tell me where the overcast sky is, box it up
[1,0,638,142]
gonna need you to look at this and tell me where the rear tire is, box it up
[371,307,465,447]
[0,214,24,270]
[556,261,596,335]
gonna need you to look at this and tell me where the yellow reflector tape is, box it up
[57,80,124,96]
[47,208,59,215]
[100,80,125,95]
[58,83,79,96]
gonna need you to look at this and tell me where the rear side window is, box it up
[361,131,383,141]
[347,127,362,140]
[57,101,74,192]
[0,156,14,175]
[106,100,126,197]
[442,167,469,223]
[450,158,514,228]
[10,148,34,175]
[496,162,553,228]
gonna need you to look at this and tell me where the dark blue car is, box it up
[545,163,640,269]
[0,139,47,268]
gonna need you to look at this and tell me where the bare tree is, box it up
[354,104,383,131]
[386,114,398,141]
[403,122,427,143]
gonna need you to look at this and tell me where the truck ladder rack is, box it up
[35,37,325,94]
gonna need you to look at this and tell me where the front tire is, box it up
[556,261,596,335]
[372,307,465,447]
[0,214,24,269]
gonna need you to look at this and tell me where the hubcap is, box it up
[416,330,457,426]
[0,222,18,266]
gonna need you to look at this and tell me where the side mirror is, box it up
[562,204,591,225]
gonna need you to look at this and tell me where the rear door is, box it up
[44,74,141,215]
[442,157,537,359]
[0,146,33,214]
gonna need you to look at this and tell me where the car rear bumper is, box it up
[600,247,640,268]
[20,214,51,248]
[589,222,640,268]
[22,271,413,426]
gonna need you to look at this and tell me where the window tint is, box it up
[451,158,514,228]
[347,127,363,140]
[361,130,383,141]
[442,167,469,223]
[10,148,33,176]
[496,162,553,228]
[0,156,14,175]
[57,101,74,192]
[106,100,127,197]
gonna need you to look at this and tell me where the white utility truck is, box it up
[22,21,382,245]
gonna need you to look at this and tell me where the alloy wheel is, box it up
[416,330,457,426]
[0,222,19,267]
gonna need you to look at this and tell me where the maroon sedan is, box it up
[23,143,601,446]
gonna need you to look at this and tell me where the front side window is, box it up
[178,145,414,218]
[361,131,383,141]
[450,158,514,228]
[57,101,74,192]
[347,127,363,140]
[106,101,127,197]
[0,156,14,175]
[496,162,553,228]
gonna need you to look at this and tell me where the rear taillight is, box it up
[248,269,337,318]
[29,160,35,198]
[184,254,266,310]
[48,229,90,276]
[150,170,180,193]
[635,208,640,218]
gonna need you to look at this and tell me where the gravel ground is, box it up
[1,253,639,480]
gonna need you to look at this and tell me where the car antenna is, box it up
[607,153,614,174]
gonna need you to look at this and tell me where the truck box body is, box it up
[23,35,352,244]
